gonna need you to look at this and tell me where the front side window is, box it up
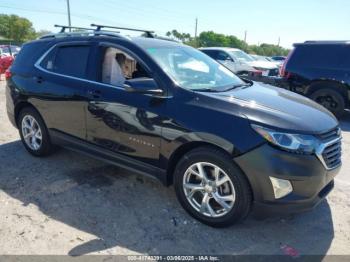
[217,51,231,61]
[40,45,90,78]
[146,46,244,91]
[101,47,150,87]
[201,50,218,60]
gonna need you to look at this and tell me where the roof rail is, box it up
[303,40,350,44]
[91,24,154,38]
[39,24,176,43]
[54,24,95,33]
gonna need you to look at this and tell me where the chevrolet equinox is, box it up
[5,25,342,227]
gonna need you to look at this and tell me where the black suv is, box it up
[281,41,350,117]
[6,25,342,227]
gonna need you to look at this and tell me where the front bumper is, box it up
[235,144,341,217]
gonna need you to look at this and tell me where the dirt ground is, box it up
[0,79,349,256]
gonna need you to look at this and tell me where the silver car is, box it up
[200,47,279,76]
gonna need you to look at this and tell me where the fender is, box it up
[160,131,237,171]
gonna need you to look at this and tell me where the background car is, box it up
[251,54,282,69]
[270,56,286,62]
[0,55,14,75]
[200,47,279,77]
[0,45,21,57]
[280,41,350,117]
[0,45,20,75]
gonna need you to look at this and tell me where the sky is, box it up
[0,0,349,48]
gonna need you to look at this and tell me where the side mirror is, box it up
[124,78,164,95]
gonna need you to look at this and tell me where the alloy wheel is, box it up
[316,95,338,110]
[21,115,42,151]
[182,162,236,218]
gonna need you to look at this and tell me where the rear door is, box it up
[33,41,94,139]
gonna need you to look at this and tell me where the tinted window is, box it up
[12,42,50,73]
[289,45,350,69]
[40,49,56,71]
[272,56,285,61]
[55,46,90,77]
[43,45,90,78]
[217,51,231,61]
[201,50,218,59]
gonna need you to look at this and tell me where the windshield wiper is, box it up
[221,83,252,92]
[193,88,220,93]
[194,82,252,93]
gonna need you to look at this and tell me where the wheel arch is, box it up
[165,135,241,186]
[306,80,349,106]
[14,101,40,127]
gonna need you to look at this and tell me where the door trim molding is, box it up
[49,129,169,185]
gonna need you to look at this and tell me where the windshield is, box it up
[146,46,245,91]
[229,50,255,63]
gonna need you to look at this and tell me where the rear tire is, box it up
[174,146,252,227]
[18,107,53,157]
[309,87,345,117]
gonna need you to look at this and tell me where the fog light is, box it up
[269,177,293,199]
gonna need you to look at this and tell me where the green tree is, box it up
[166,29,290,56]
[166,30,192,42]
[0,14,36,42]
[35,29,53,38]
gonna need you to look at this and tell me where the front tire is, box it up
[309,88,345,117]
[174,146,252,227]
[18,107,53,157]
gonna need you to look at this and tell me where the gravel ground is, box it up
[0,79,349,256]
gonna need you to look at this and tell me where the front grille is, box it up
[268,69,279,76]
[317,127,342,169]
[322,140,342,169]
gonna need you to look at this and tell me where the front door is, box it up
[85,43,166,166]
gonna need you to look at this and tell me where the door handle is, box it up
[34,76,43,83]
[88,89,101,99]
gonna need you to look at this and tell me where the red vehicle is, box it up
[0,56,14,74]
[0,45,20,75]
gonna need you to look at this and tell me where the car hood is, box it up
[204,82,338,134]
[246,60,278,70]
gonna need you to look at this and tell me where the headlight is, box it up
[251,124,320,154]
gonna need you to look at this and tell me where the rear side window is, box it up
[288,45,350,70]
[41,45,90,78]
